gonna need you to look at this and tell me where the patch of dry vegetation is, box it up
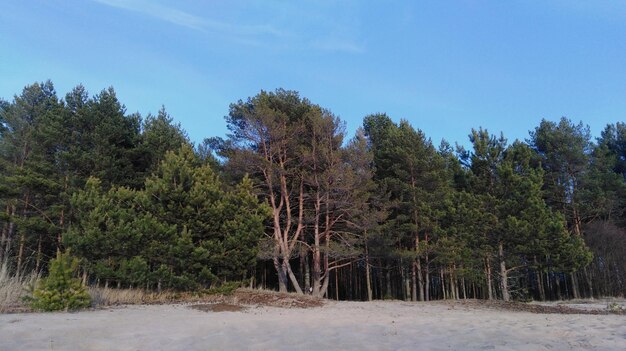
[89,287,166,306]
[439,299,626,315]
[189,303,246,312]
[88,287,324,310]
[2,278,324,313]
[202,288,325,309]
[0,260,39,313]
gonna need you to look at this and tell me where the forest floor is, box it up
[1,291,624,350]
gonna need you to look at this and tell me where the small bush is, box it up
[28,251,91,311]
[607,302,624,313]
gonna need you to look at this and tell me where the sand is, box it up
[1,300,624,351]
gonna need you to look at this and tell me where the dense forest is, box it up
[1,81,625,302]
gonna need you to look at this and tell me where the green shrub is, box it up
[28,251,91,311]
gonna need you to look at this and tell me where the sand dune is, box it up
[1,300,624,351]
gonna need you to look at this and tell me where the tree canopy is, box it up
[1,81,624,301]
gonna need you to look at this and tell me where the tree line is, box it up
[1,82,624,301]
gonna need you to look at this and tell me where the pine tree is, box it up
[29,251,90,311]
[65,146,268,290]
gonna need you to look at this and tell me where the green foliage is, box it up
[66,145,269,291]
[137,106,190,176]
[28,251,90,311]
[363,114,449,254]
[2,80,624,300]
[607,302,624,313]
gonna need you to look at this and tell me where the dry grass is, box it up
[88,287,177,307]
[0,260,39,313]
[3,274,325,313]
[189,303,246,312]
[203,287,325,308]
[88,286,324,309]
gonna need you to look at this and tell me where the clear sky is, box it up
[1,1,625,147]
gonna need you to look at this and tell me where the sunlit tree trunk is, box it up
[365,251,373,301]
[499,243,510,301]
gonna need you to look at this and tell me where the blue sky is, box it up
[1,1,625,147]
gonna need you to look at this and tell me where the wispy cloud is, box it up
[93,0,364,53]
[93,0,287,38]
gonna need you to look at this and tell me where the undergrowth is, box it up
[0,259,39,313]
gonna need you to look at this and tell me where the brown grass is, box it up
[189,303,246,312]
[2,277,325,313]
[88,287,178,307]
[89,286,324,309]
[0,260,39,313]
[438,299,625,315]
[225,288,325,308]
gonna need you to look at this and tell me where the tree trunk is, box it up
[267,170,305,295]
[571,272,580,299]
[285,259,303,294]
[449,266,457,300]
[583,266,593,298]
[304,254,311,294]
[385,263,392,299]
[424,234,430,301]
[16,232,26,276]
[461,277,467,300]
[82,270,88,286]
[312,190,323,295]
[365,247,372,301]
[453,264,460,299]
[440,268,447,299]
[403,267,410,301]
[35,234,42,272]
[312,248,321,295]
[335,269,339,300]
[5,217,15,258]
[537,270,546,301]
[0,205,9,262]
[413,218,424,301]
[411,177,424,301]
[411,261,417,301]
[485,257,493,300]
[58,175,69,249]
[499,243,510,302]
[16,193,31,275]
[273,256,288,293]
[378,259,384,300]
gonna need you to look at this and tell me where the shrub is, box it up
[28,251,91,311]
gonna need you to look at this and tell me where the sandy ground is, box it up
[1,301,625,351]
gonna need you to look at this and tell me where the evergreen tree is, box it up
[528,117,591,236]
[364,114,450,301]
[29,251,91,311]
[0,81,64,273]
[137,106,189,176]
[65,146,268,290]
[87,87,142,189]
